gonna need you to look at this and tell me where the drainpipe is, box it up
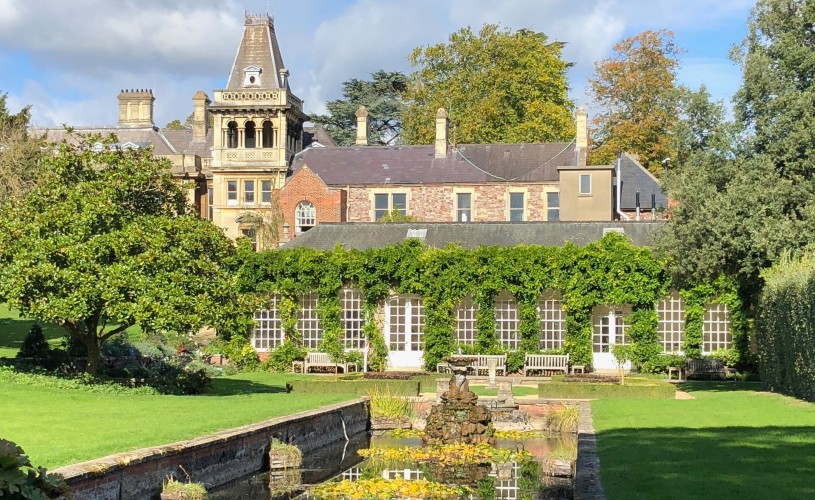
[635,191,641,221]
[615,151,630,221]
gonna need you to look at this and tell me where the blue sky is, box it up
[0,0,755,128]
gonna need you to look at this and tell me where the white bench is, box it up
[523,354,570,376]
[472,355,507,376]
[303,352,356,374]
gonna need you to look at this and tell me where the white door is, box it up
[592,307,631,370]
[386,295,424,369]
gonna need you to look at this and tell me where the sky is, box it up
[0,0,756,129]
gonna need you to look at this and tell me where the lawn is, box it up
[470,385,539,397]
[0,371,356,469]
[592,382,815,500]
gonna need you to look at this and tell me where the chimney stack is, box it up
[117,89,155,128]
[435,108,449,158]
[192,91,211,142]
[355,105,369,146]
[576,106,588,166]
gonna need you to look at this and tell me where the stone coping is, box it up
[53,398,367,481]
[574,401,606,500]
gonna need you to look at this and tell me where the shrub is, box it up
[367,385,415,420]
[0,438,71,499]
[709,347,739,367]
[539,381,675,399]
[265,341,305,372]
[544,404,579,433]
[218,337,260,371]
[17,324,50,359]
[162,476,207,500]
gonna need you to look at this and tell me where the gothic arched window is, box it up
[226,121,238,149]
[245,121,257,148]
[262,120,274,148]
[295,201,316,235]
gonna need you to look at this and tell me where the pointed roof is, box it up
[226,14,286,90]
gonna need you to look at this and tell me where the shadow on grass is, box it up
[597,425,815,500]
[678,381,766,393]
[206,377,289,396]
[0,317,66,350]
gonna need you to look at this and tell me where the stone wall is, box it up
[53,399,369,500]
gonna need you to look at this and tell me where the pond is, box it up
[209,431,576,499]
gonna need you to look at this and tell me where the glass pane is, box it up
[227,180,237,200]
[261,180,272,203]
[392,193,407,213]
[580,174,591,194]
[457,193,471,210]
[510,192,524,209]
[510,209,523,222]
[374,193,389,210]
[244,180,255,204]
[547,208,560,222]
[547,192,560,208]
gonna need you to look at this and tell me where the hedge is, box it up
[538,381,676,400]
[286,380,421,396]
[757,254,815,401]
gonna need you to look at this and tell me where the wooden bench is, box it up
[472,355,507,376]
[303,352,356,374]
[685,358,734,380]
[523,354,570,376]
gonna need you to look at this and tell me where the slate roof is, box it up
[303,125,337,148]
[226,15,286,90]
[616,153,668,210]
[38,127,214,159]
[283,221,663,250]
[289,142,578,186]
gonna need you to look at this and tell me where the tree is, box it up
[0,135,246,375]
[403,24,575,145]
[588,30,683,175]
[0,93,42,204]
[310,70,407,146]
[672,85,734,167]
[164,119,189,130]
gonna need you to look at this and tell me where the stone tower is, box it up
[208,14,308,247]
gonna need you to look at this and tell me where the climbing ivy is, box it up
[237,234,746,372]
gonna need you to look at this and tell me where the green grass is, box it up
[0,371,356,469]
[0,304,142,358]
[592,382,815,500]
[470,385,539,397]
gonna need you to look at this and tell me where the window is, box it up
[261,180,273,204]
[456,193,472,222]
[592,307,630,353]
[227,180,238,205]
[495,292,519,349]
[298,293,322,349]
[373,192,407,220]
[388,295,424,351]
[240,227,257,251]
[546,192,560,222]
[262,120,274,148]
[455,295,477,345]
[538,292,565,350]
[207,187,214,221]
[295,201,316,234]
[245,121,256,148]
[226,121,238,148]
[341,289,364,349]
[253,294,282,351]
[579,174,592,195]
[703,303,731,353]
[658,292,684,352]
[509,192,524,222]
[244,180,255,205]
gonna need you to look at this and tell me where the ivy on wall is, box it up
[236,234,746,372]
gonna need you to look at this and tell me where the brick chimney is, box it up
[576,106,588,166]
[192,90,211,142]
[355,105,369,146]
[435,107,449,158]
[117,89,155,128]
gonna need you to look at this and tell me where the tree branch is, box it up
[100,323,131,342]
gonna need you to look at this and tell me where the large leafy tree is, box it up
[310,70,407,146]
[658,0,815,303]
[0,93,42,203]
[0,135,246,375]
[588,30,682,174]
[403,24,575,145]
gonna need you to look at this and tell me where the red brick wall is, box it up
[346,183,558,222]
[279,166,346,237]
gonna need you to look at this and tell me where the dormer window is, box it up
[243,66,262,87]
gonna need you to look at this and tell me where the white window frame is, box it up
[261,180,273,205]
[341,289,364,349]
[508,192,525,222]
[657,292,685,353]
[227,180,238,205]
[702,302,731,353]
[455,295,477,345]
[387,295,424,352]
[298,293,323,349]
[495,291,519,349]
[579,174,592,195]
[538,292,565,350]
[546,191,560,222]
[456,192,472,222]
[253,294,283,351]
[295,201,316,235]
[243,179,255,205]
[372,192,408,221]
[592,306,630,353]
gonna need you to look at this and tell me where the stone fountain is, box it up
[422,356,495,445]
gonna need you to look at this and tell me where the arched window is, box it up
[245,121,256,148]
[262,120,274,148]
[295,201,316,235]
[226,121,238,149]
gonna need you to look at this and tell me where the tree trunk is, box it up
[85,336,101,376]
